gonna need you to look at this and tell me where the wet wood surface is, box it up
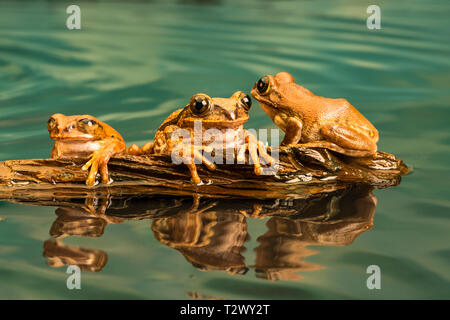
[0,146,409,202]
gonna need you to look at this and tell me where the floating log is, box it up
[0,146,409,201]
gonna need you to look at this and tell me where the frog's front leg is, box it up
[82,151,109,186]
[175,144,216,185]
[245,134,276,175]
[82,143,121,186]
[279,117,303,146]
[236,133,276,175]
[256,140,276,166]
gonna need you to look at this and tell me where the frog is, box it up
[47,113,126,186]
[251,72,379,157]
[129,91,275,184]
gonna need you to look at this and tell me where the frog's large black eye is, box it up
[78,118,97,128]
[256,76,270,95]
[47,118,57,131]
[189,95,211,115]
[239,94,252,111]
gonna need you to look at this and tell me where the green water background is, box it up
[0,0,449,299]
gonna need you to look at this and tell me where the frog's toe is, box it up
[86,174,97,186]
[99,162,110,184]
[82,158,93,171]
[254,165,263,175]
[86,161,100,186]
[191,175,202,185]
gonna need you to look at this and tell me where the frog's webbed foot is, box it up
[175,145,216,185]
[240,133,277,176]
[82,150,113,186]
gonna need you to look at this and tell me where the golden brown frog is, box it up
[47,114,126,186]
[129,91,275,184]
[251,72,379,157]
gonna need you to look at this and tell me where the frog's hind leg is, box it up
[126,141,155,156]
[141,141,155,154]
[322,124,377,157]
[127,144,143,155]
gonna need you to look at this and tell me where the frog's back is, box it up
[157,108,185,131]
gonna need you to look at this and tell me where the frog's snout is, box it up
[216,105,236,120]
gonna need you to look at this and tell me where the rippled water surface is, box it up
[0,0,449,299]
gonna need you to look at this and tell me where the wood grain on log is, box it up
[0,147,409,201]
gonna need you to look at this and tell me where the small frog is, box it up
[251,72,379,157]
[130,91,275,184]
[47,113,126,186]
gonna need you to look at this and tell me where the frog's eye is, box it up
[78,118,97,129]
[256,76,271,95]
[189,95,211,115]
[239,94,252,111]
[47,118,57,131]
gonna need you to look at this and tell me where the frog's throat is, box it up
[257,100,288,132]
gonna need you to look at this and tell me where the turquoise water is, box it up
[0,0,449,299]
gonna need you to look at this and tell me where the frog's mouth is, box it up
[184,117,249,129]
[50,134,97,141]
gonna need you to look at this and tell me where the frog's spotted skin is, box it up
[251,72,379,157]
[47,113,126,186]
[130,91,275,184]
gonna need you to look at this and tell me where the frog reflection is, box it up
[42,194,221,272]
[43,205,117,272]
[43,238,108,272]
[38,185,377,281]
[151,199,249,275]
[253,186,376,281]
[253,186,376,280]
[151,186,376,281]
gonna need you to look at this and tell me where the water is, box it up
[0,0,449,299]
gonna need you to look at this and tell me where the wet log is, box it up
[0,146,409,201]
